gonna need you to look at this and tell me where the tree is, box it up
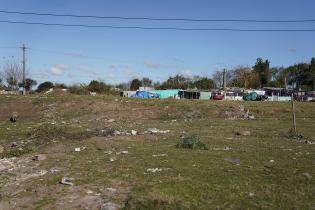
[141,77,152,87]
[212,70,223,87]
[161,75,192,89]
[130,78,142,90]
[37,81,54,92]
[88,80,111,93]
[19,78,37,92]
[193,77,216,90]
[1,58,22,91]
[253,58,270,88]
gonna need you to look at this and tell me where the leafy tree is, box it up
[253,58,270,88]
[193,77,215,90]
[141,77,152,87]
[130,78,142,90]
[19,78,37,92]
[161,75,192,89]
[37,81,54,92]
[88,80,111,93]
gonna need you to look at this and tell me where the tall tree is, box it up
[141,77,152,87]
[193,77,216,90]
[253,58,270,88]
[1,58,22,91]
[130,78,142,90]
[19,78,37,92]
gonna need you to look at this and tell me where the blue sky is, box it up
[0,0,314,85]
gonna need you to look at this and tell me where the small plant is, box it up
[176,135,208,150]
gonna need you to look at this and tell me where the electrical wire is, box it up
[0,10,315,23]
[0,20,315,31]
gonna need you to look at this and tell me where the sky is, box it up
[0,0,314,85]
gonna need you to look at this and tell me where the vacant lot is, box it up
[0,94,314,209]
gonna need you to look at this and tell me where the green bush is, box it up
[176,135,208,150]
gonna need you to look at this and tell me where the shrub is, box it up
[176,135,208,150]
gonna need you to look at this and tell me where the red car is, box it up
[212,93,224,100]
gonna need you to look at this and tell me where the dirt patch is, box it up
[0,101,37,122]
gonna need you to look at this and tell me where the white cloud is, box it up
[179,69,193,78]
[144,59,162,69]
[64,51,86,58]
[49,64,70,76]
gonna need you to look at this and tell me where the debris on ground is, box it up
[285,131,315,144]
[225,157,241,165]
[101,202,121,210]
[213,146,231,151]
[270,160,275,163]
[96,127,170,137]
[75,147,81,152]
[303,172,312,179]
[147,168,163,173]
[60,177,74,186]
[10,111,18,122]
[236,131,251,136]
[110,157,117,162]
[116,151,128,155]
[131,130,137,136]
[106,119,115,123]
[152,154,168,157]
[145,128,170,134]
[221,105,255,120]
[32,154,47,161]
[176,135,208,150]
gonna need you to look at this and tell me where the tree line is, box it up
[1,57,314,94]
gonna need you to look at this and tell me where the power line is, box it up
[0,10,315,23]
[1,20,315,32]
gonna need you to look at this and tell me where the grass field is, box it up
[0,94,314,209]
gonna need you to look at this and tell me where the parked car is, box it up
[212,93,224,100]
[301,91,315,101]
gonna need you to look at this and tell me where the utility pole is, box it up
[291,92,297,133]
[222,69,227,90]
[22,44,26,95]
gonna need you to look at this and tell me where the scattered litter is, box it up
[146,128,170,134]
[147,168,163,173]
[303,172,312,179]
[10,111,18,122]
[225,157,241,165]
[75,148,81,152]
[221,105,255,120]
[152,154,168,157]
[50,168,60,173]
[236,131,251,136]
[249,192,255,197]
[60,177,74,186]
[116,151,128,155]
[270,160,275,163]
[110,157,117,162]
[86,190,94,194]
[32,154,47,161]
[101,202,120,210]
[106,119,115,123]
[104,151,113,155]
[131,130,137,136]
[213,146,231,151]
[106,187,117,193]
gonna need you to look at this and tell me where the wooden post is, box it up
[291,93,297,133]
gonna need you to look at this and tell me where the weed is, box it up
[176,135,208,150]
